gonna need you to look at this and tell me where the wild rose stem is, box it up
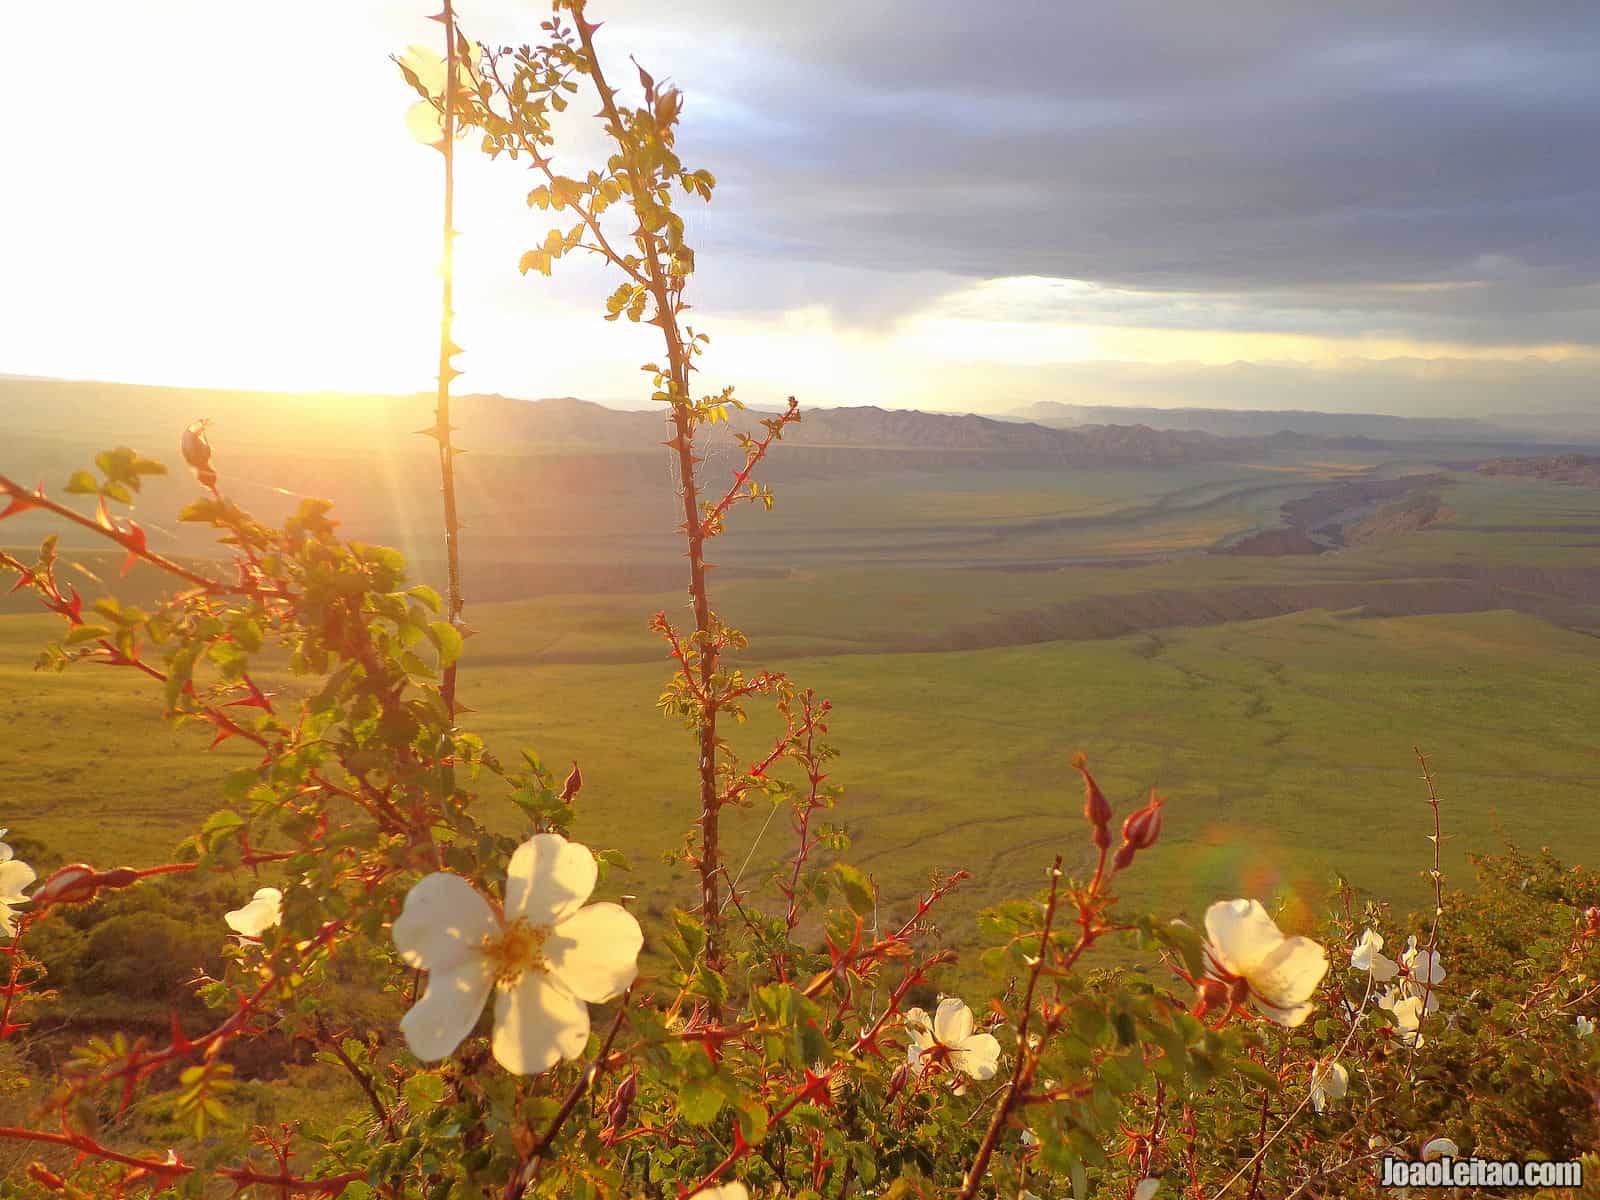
[477,51,648,286]
[9,542,415,836]
[0,474,228,592]
[507,991,634,1199]
[957,854,1070,1200]
[0,928,29,1038]
[0,918,355,1181]
[1209,970,1376,1198]
[700,399,800,537]
[1278,1148,1391,1200]
[314,1016,395,1137]
[430,0,467,717]
[1408,745,1445,1081]
[571,4,727,977]
[0,1126,194,1179]
[682,959,936,1200]
[1242,1042,1284,1200]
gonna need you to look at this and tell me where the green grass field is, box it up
[6,432,1600,1182]
[5,450,1600,954]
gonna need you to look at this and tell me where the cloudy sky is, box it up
[5,1,1599,416]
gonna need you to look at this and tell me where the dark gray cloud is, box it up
[539,0,1600,342]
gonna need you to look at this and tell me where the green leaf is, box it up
[1159,919,1208,981]
[407,584,443,612]
[678,1079,724,1125]
[404,1072,448,1109]
[202,810,245,846]
[1234,1056,1279,1092]
[671,909,707,959]
[832,863,875,915]
[427,620,464,668]
[733,1094,769,1144]
[64,469,99,495]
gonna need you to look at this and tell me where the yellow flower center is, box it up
[482,918,551,986]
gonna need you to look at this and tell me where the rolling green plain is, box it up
[5,422,1600,1156]
[5,442,1600,947]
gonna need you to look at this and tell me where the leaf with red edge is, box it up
[119,521,148,576]
[205,712,243,749]
[224,677,274,711]
[0,494,39,521]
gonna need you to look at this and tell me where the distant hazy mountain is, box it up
[1004,401,1520,442]
[0,378,1284,592]
[1481,411,1600,441]
[453,396,1259,463]
[1,378,1258,466]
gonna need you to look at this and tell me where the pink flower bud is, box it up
[1122,791,1166,850]
[31,864,142,910]
[560,761,583,804]
[885,1062,910,1101]
[1072,753,1112,848]
[30,863,100,908]
[606,1069,638,1131]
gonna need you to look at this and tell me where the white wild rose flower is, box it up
[1577,1014,1595,1037]
[392,833,642,1075]
[1309,1059,1349,1113]
[903,996,1001,1081]
[0,829,34,939]
[1387,994,1428,1047]
[1350,929,1399,982]
[1203,899,1329,1027]
[1400,935,1445,987]
[1422,1137,1459,1161]
[1379,982,1439,1017]
[1377,945,1443,1046]
[225,886,283,938]
[1134,1180,1162,1200]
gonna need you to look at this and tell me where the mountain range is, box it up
[1002,400,1599,443]
[0,378,1265,468]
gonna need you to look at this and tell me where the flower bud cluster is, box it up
[1071,753,1166,869]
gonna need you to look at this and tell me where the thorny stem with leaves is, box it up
[571,11,728,969]
[958,853,1073,1200]
[554,0,802,982]
[505,991,634,1200]
[426,0,468,717]
[1408,745,1445,1082]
